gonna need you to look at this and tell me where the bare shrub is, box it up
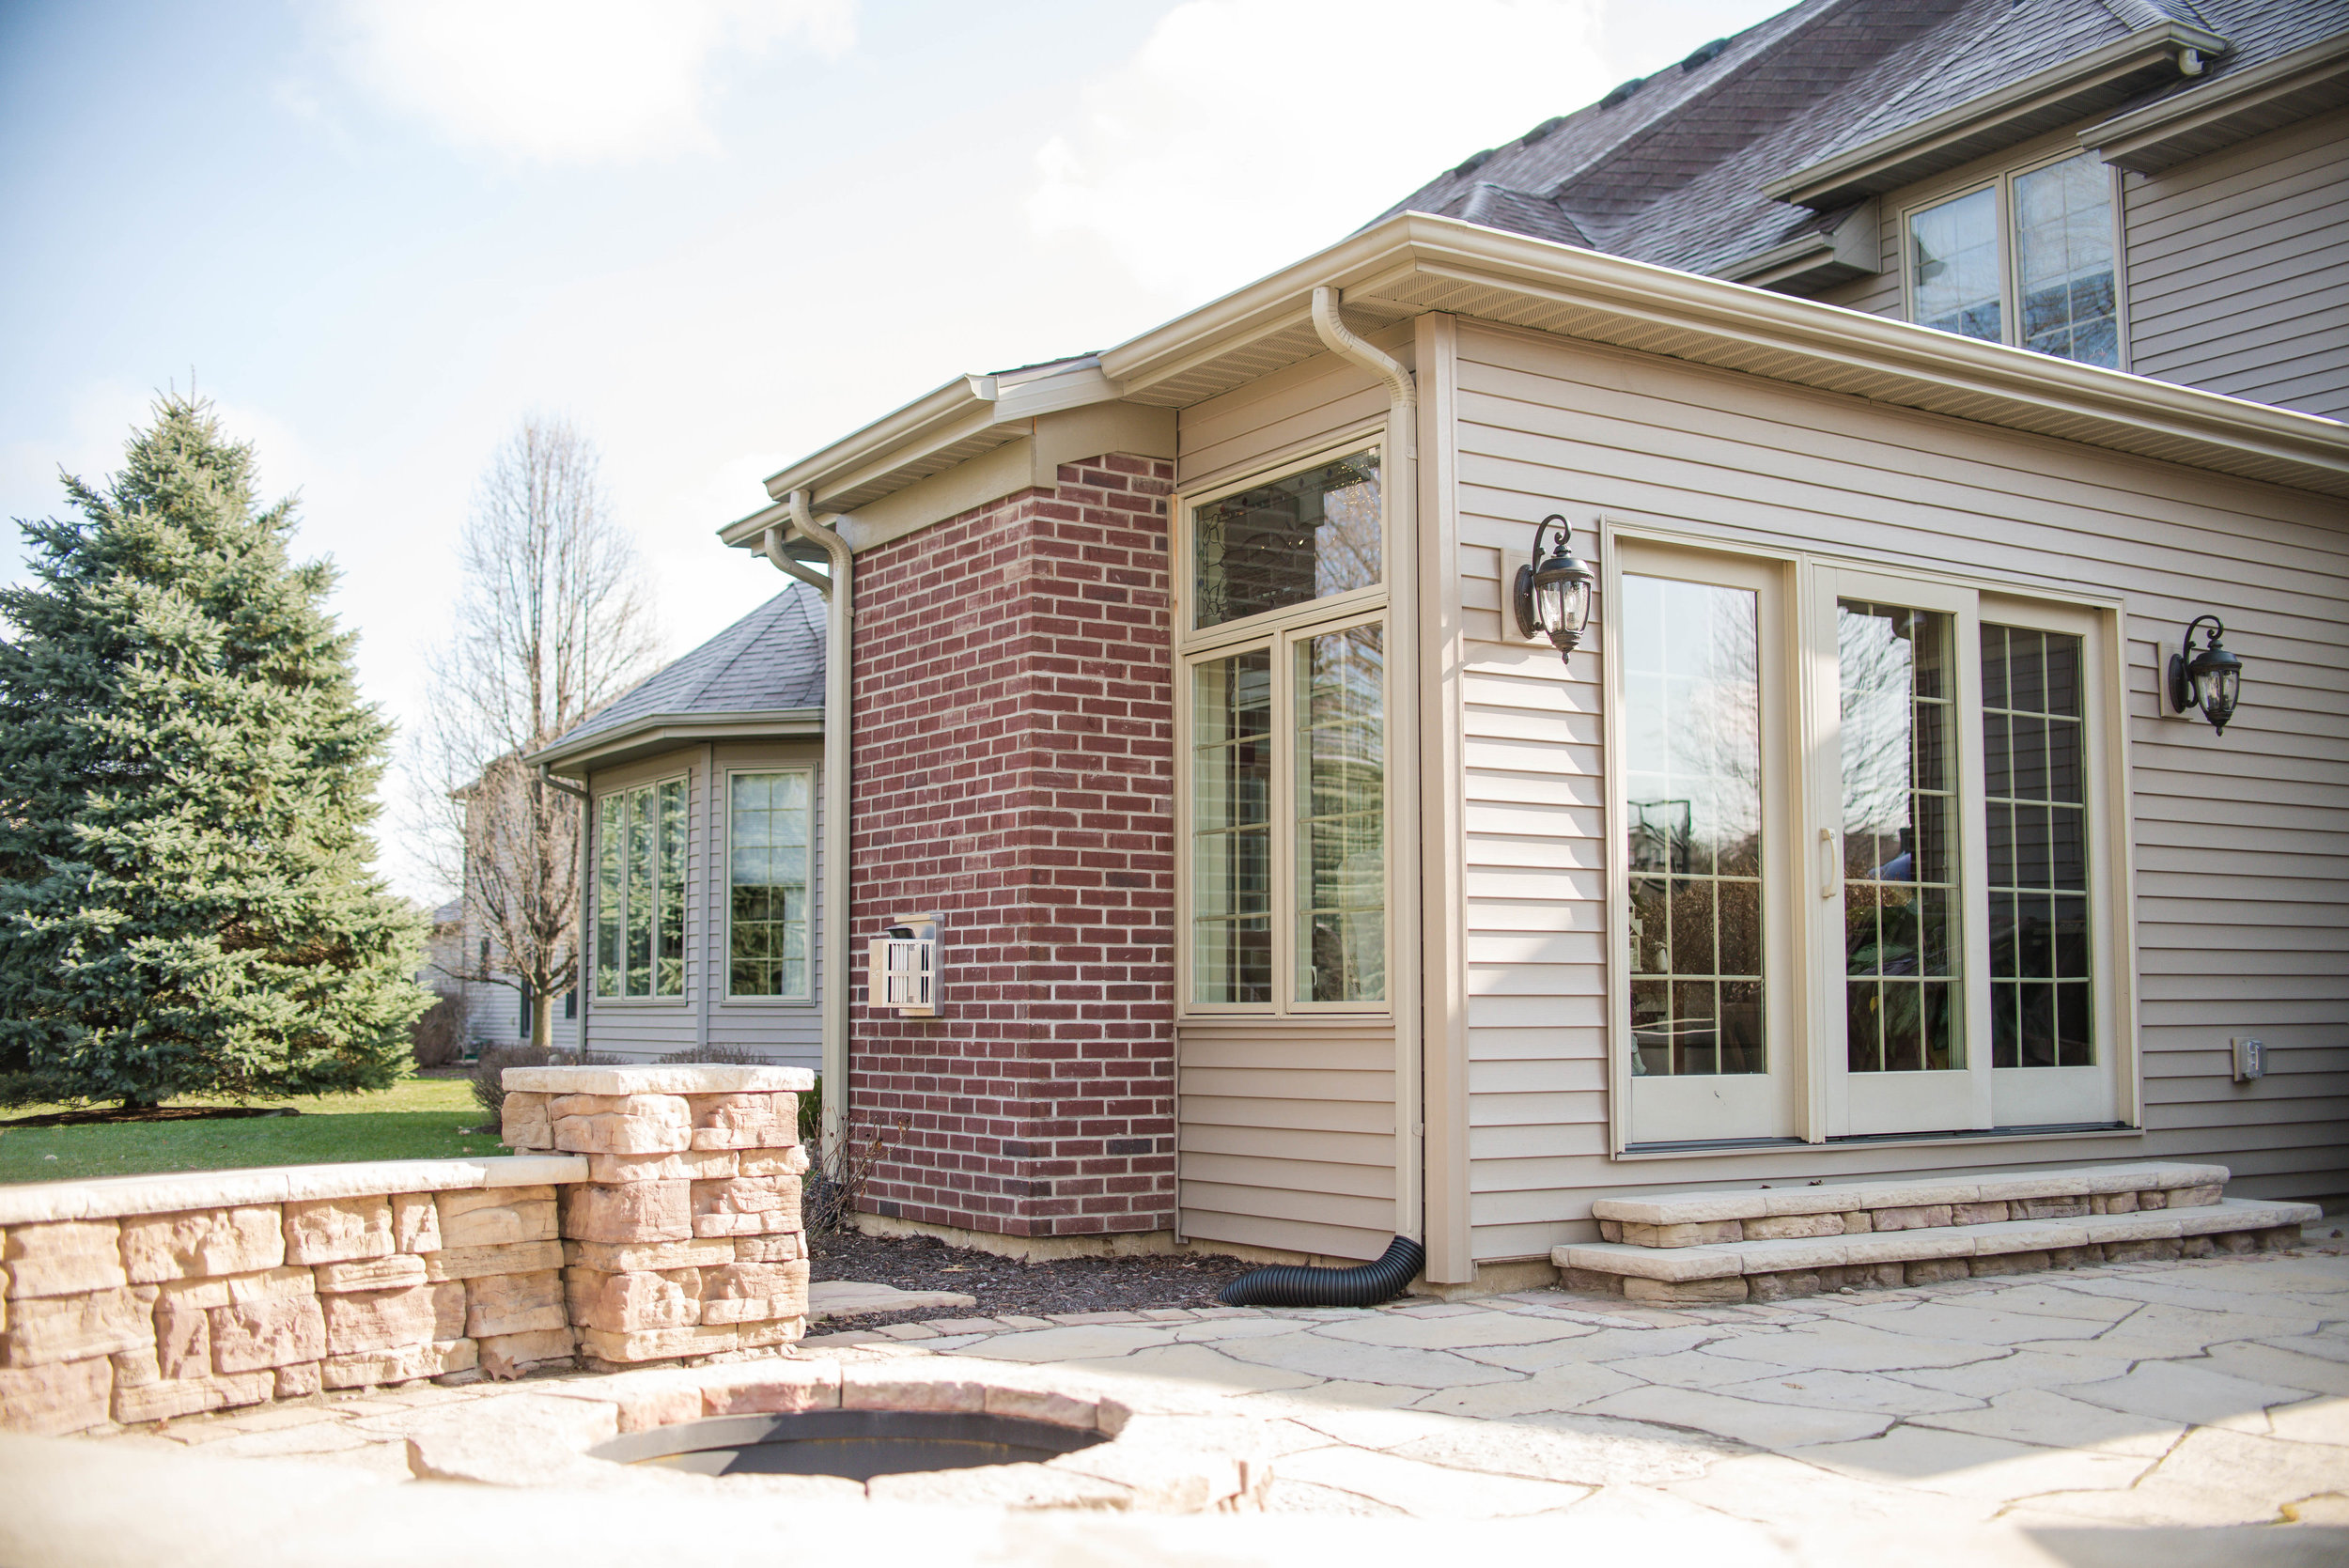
[805,1110,904,1237]
[410,987,468,1070]
[470,1043,590,1126]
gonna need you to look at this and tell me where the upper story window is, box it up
[1192,450,1380,630]
[1907,151,2119,369]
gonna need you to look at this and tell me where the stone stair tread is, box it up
[1588,1161,2231,1227]
[1553,1197,2322,1281]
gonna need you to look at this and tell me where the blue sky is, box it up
[1,0,1789,897]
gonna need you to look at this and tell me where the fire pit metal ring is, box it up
[593,1409,1106,1483]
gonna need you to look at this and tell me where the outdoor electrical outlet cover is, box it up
[2232,1037,2264,1082]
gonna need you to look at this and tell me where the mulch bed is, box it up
[1,1106,302,1127]
[806,1229,1260,1332]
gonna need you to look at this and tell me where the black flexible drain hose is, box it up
[1218,1234,1426,1309]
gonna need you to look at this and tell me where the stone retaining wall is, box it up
[0,1064,811,1436]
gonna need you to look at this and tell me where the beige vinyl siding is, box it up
[1171,336,1408,1263]
[2123,107,2349,420]
[583,744,823,1068]
[1176,1018,1398,1260]
[1448,318,2348,1261]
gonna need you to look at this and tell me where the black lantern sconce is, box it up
[2167,613,2244,734]
[1514,515,1596,668]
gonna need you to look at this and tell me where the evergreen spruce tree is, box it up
[0,396,429,1108]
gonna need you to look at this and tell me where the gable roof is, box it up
[1372,0,2347,284]
[531,583,826,769]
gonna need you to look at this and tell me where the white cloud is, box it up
[322,0,857,164]
[1029,0,1610,300]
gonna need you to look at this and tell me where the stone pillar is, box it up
[498,1064,812,1372]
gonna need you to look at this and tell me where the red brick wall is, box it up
[847,455,1175,1236]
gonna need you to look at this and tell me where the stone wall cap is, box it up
[0,1156,586,1226]
[502,1065,816,1094]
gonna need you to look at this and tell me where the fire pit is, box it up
[594,1409,1105,1481]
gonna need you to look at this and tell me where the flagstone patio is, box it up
[13,1232,2346,1562]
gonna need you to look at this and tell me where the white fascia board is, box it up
[1761,23,2230,208]
[529,709,825,773]
[2079,32,2349,173]
[1106,212,2349,494]
[732,360,1120,545]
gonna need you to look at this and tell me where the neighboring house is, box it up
[563,0,2347,1285]
[425,899,580,1054]
[532,584,828,1070]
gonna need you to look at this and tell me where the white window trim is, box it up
[592,770,692,1007]
[1898,145,2131,373]
[721,764,817,1005]
[1174,435,1396,1020]
[1598,517,2139,1157]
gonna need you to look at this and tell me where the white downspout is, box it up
[1311,285,1423,1250]
[769,492,852,1156]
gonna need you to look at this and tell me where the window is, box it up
[1192,450,1380,630]
[1982,623,2092,1068]
[594,776,688,999]
[1625,574,1766,1079]
[1182,445,1388,1013]
[1613,540,2125,1145]
[1907,151,2119,369]
[727,770,813,1000]
[1837,601,1961,1075]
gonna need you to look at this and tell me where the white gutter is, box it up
[1310,286,1423,1250]
[773,489,853,1155]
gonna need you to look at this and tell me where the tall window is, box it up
[1908,151,2119,368]
[1184,445,1387,1012]
[728,770,813,1000]
[596,778,688,998]
[1625,575,1765,1078]
[1983,624,2092,1067]
[1838,602,1961,1074]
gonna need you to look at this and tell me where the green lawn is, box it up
[0,1075,512,1185]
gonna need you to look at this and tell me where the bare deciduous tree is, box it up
[416,418,661,1049]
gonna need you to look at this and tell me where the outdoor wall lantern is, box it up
[1514,514,1596,668]
[2167,613,2244,734]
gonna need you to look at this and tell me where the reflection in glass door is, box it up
[1619,551,1794,1145]
[1814,573,1991,1138]
[1838,601,1962,1075]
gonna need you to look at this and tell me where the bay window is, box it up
[1183,445,1389,1014]
[728,768,813,1000]
[1613,537,2127,1148]
[1906,150,2121,369]
[595,776,688,999]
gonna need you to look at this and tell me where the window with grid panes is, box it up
[728,770,813,1000]
[1981,625,2092,1067]
[1184,446,1387,1013]
[595,777,688,999]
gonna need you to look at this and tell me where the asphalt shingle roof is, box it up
[545,582,825,753]
[1374,0,2348,281]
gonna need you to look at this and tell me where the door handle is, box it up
[1820,828,1840,900]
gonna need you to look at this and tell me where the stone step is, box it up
[1552,1196,2322,1304]
[1590,1161,2231,1248]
